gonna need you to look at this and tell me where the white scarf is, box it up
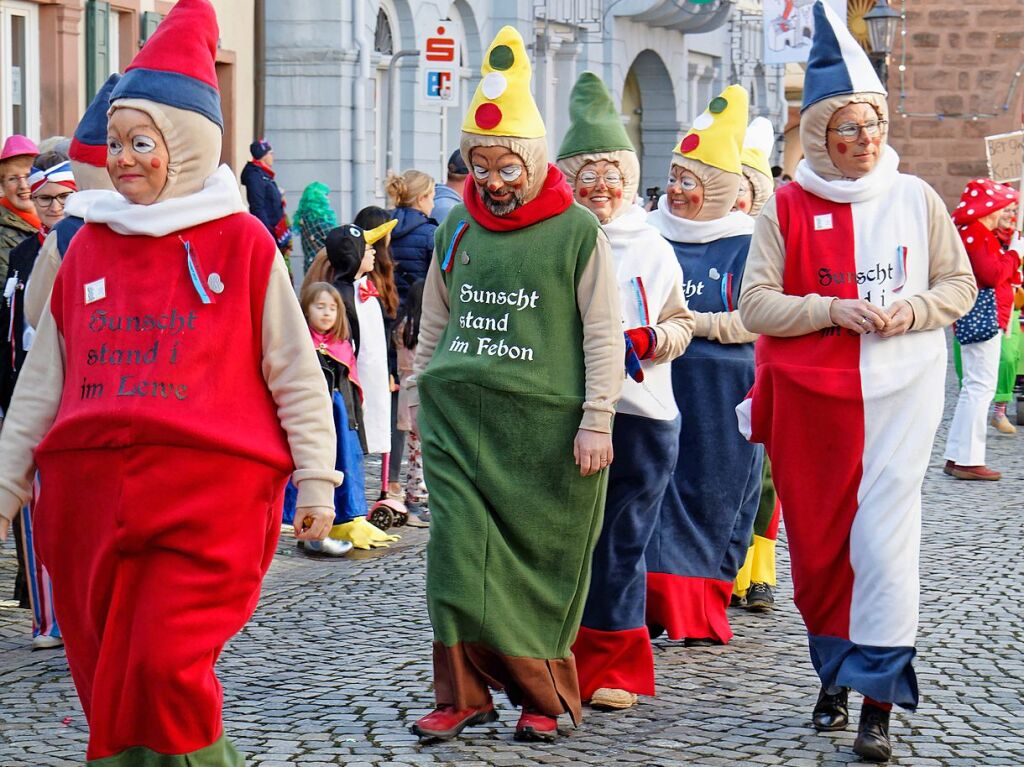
[794,145,901,204]
[647,195,755,244]
[64,165,246,237]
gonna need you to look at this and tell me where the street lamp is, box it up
[863,0,901,86]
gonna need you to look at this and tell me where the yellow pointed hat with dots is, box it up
[674,84,749,175]
[462,26,545,139]
[741,117,774,180]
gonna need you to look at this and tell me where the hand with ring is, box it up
[574,428,613,477]
[828,298,887,335]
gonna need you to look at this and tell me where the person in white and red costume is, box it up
[0,1,341,764]
[738,2,976,762]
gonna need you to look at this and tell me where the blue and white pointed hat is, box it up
[801,1,886,112]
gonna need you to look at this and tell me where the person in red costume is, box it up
[0,1,341,764]
[943,178,1022,480]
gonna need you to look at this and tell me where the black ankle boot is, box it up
[853,701,892,762]
[811,685,849,731]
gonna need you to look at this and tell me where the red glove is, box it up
[625,327,657,360]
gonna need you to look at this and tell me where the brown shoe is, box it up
[950,464,1001,481]
[943,460,955,476]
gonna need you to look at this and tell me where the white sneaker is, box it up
[299,538,353,557]
[32,635,64,650]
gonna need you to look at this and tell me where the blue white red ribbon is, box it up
[630,276,651,326]
[442,220,470,272]
[720,272,734,312]
[182,238,213,305]
[892,246,908,293]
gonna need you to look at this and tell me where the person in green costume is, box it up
[404,26,623,744]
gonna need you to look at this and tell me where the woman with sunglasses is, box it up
[644,84,764,653]
[738,4,975,761]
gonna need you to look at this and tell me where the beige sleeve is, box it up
[0,305,66,522]
[403,255,450,410]
[692,310,758,345]
[651,277,695,363]
[738,197,836,336]
[261,256,343,509]
[23,230,61,330]
[905,182,978,331]
[578,232,625,433]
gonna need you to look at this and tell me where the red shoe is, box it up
[950,464,1001,481]
[514,708,559,742]
[410,704,498,741]
[942,459,955,476]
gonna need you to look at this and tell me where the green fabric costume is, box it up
[419,201,607,723]
[87,735,243,767]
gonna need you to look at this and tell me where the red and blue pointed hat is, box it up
[69,73,121,168]
[110,0,223,130]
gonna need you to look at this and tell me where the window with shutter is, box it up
[141,11,162,45]
[85,0,110,101]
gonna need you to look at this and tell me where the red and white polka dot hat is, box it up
[952,178,1018,226]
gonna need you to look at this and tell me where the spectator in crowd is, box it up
[430,149,469,224]
[242,138,292,255]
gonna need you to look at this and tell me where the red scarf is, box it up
[1,198,42,231]
[251,159,275,179]
[462,164,574,232]
[309,328,362,393]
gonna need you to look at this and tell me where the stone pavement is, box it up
[0,356,1022,766]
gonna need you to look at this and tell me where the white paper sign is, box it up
[764,0,847,65]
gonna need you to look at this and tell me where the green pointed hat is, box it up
[557,72,634,160]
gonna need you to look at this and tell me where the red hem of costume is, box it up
[572,625,655,700]
[645,572,733,644]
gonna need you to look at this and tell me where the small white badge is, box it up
[84,278,106,304]
[207,272,225,294]
[3,277,16,301]
[708,267,721,280]
[814,213,833,231]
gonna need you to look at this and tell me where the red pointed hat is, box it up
[952,178,1018,226]
[109,0,223,130]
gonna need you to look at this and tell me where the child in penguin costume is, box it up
[406,27,623,744]
[556,71,695,711]
[0,1,343,764]
[644,84,765,648]
[739,2,976,760]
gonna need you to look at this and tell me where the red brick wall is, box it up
[885,1,1024,208]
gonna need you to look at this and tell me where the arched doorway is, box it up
[623,50,678,200]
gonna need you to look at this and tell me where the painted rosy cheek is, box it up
[739,201,748,210]
[579,188,589,198]
[689,195,701,204]
[615,189,623,199]
[150,157,162,169]
[870,137,881,146]
[836,143,848,155]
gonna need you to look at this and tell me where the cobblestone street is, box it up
[1,355,1021,767]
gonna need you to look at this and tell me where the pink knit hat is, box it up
[0,135,40,162]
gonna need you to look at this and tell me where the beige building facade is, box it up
[0,0,255,173]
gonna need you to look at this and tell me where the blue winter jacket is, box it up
[430,184,463,224]
[241,161,285,243]
[390,206,438,309]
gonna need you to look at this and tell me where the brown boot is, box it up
[950,464,1001,481]
[991,414,1017,434]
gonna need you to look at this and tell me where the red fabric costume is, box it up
[33,214,291,761]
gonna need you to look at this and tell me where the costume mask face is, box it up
[470,145,528,216]
[107,108,171,205]
[574,159,624,224]
[733,173,754,214]
[666,166,704,220]
[825,102,885,180]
